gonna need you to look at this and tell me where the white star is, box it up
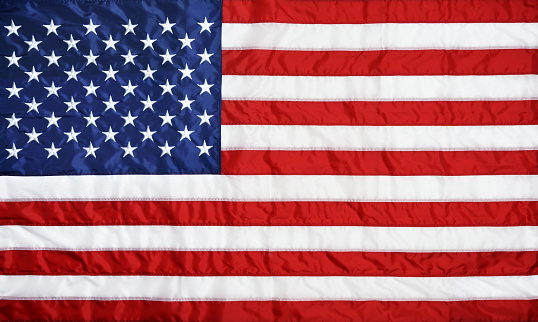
[43,19,61,35]
[25,66,42,83]
[159,79,175,95]
[178,33,194,49]
[45,112,61,128]
[84,50,99,66]
[45,82,61,97]
[178,94,194,110]
[84,81,99,96]
[84,111,99,127]
[141,65,156,80]
[159,49,175,65]
[103,96,118,111]
[25,97,42,113]
[197,48,214,64]
[24,36,42,52]
[159,18,175,34]
[102,127,118,142]
[6,52,21,67]
[141,95,156,111]
[5,20,21,37]
[103,35,119,51]
[64,97,80,112]
[196,140,212,156]
[159,110,175,126]
[6,143,22,159]
[121,142,137,157]
[6,113,21,128]
[83,142,100,158]
[103,65,119,81]
[64,66,81,81]
[84,19,100,35]
[198,17,214,33]
[197,110,214,125]
[197,79,213,95]
[64,35,80,51]
[159,141,175,157]
[122,50,137,65]
[45,143,61,159]
[140,126,156,141]
[64,127,81,142]
[122,80,137,96]
[44,51,61,66]
[178,125,194,141]
[141,33,156,50]
[121,111,137,127]
[25,127,42,143]
[122,19,137,35]
[6,82,22,98]
[178,64,195,80]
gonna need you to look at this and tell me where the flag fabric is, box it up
[1,0,538,320]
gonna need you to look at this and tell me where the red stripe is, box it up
[222,150,538,176]
[2,299,537,321]
[223,0,538,24]
[221,100,538,126]
[2,250,536,277]
[1,201,536,227]
[223,49,538,76]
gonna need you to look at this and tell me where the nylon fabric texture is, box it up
[1,0,537,320]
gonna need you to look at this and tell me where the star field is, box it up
[0,0,221,175]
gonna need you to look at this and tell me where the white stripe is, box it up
[222,23,538,51]
[1,275,537,301]
[222,125,538,151]
[0,175,537,201]
[222,75,538,101]
[1,225,537,252]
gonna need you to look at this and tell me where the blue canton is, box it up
[0,0,221,175]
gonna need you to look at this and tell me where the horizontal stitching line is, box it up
[222,72,537,76]
[2,248,538,252]
[2,296,537,302]
[221,147,538,151]
[1,223,533,227]
[2,198,538,202]
[221,123,538,126]
[221,46,538,52]
[223,20,538,24]
[1,272,534,277]
[221,97,538,102]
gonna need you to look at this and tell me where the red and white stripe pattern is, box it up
[1,0,538,320]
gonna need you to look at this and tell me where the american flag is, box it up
[1,0,538,320]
